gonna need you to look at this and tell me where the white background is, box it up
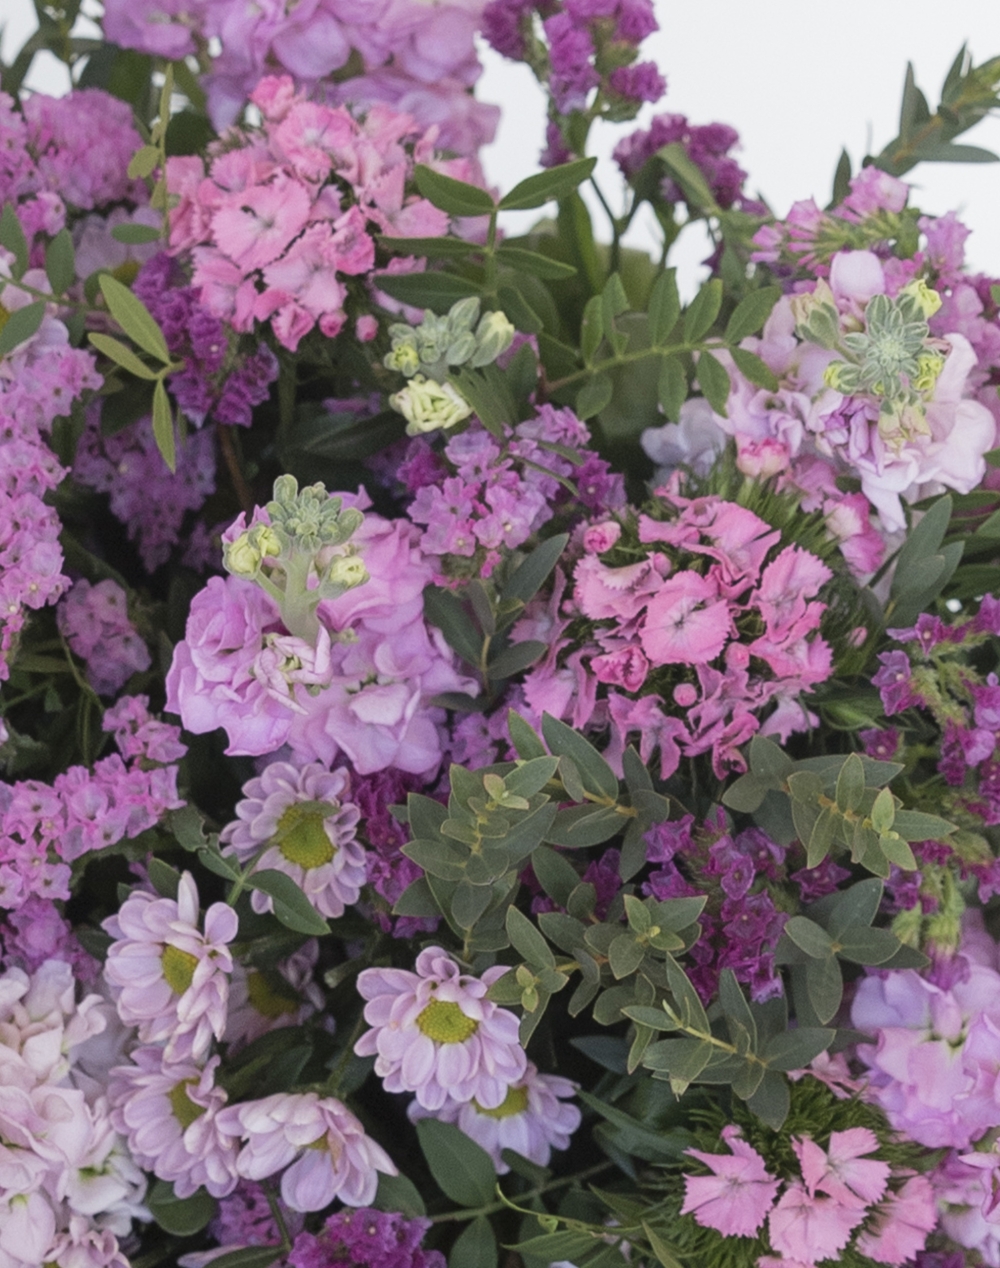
[4,0,1000,294]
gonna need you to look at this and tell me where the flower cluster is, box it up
[0,696,185,910]
[57,578,151,697]
[288,1206,445,1268]
[166,75,477,352]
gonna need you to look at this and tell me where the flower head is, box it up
[680,1125,780,1237]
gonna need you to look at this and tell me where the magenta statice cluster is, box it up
[166,75,476,353]
[404,404,625,577]
[288,1206,445,1268]
[73,403,217,573]
[516,489,834,781]
[681,1121,935,1266]
[0,957,148,1265]
[101,0,496,152]
[132,253,279,428]
[57,578,151,697]
[0,696,184,910]
[166,490,476,774]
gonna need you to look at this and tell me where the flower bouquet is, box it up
[4,3,1000,1266]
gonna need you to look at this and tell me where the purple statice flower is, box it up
[289,1207,445,1268]
[221,762,366,921]
[0,895,99,983]
[409,1060,580,1173]
[859,726,901,761]
[615,114,751,212]
[608,61,666,105]
[216,1092,396,1212]
[102,871,238,1062]
[355,947,526,1110]
[481,0,535,59]
[205,1180,303,1254]
[57,578,151,697]
[109,1048,239,1198]
[872,650,920,716]
[73,404,216,573]
[791,855,852,903]
[543,12,600,113]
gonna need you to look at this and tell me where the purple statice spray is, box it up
[57,578,150,697]
[288,1207,445,1268]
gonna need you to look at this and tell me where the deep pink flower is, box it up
[640,571,731,666]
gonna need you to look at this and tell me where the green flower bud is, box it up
[389,374,473,435]
[224,532,262,577]
[470,309,516,367]
[384,342,421,376]
[447,296,482,335]
[899,278,942,320]
[326,554,369,589]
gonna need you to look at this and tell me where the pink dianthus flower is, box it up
[680,1124,780,1237]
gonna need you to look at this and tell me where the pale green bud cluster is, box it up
[790,280,841,350]
[389,375,474,436]
[224,477,369,643]
[384,297,515,382]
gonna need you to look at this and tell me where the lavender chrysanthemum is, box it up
[354,947,526,1110]
[221,762,366,920]
[409,1060,580,1172]
[102,871,237,1061]
[216,1092,396,1212]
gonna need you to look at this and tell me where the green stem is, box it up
[429,1161,614,1225]
[263,1180,293,1251]
[546,340,710,394]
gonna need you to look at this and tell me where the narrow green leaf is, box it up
[725,286,781,343]
[375,271,482,311]
[892,809,957,841]
[422,586,482,666]
[502,533,569,606]
[498,156,597,211]
[414,165,495,216]
[656,356,687,422]
[696,349,731,416]
[762,1027,835,1071]
[451,880,493,930]
[581,293,604,365]
[836,925,901,965]
[0,301,45,357]
[836,752,865,814]
[647,269,680,346]
[729,344,779,390]
[658,143,718,212]
[642,1223,683,1268]
[541,714,618,800]
[377,235,475,258]
[99,273,171,363]
[111,222,163,244]
[89,332,160,380]
[784,916,835,959]
[683,278,723,343]
[531,845,581,908]
[805,955,843,1024]
[913,142,999,163]
[45,228,76,296]
[486,639,546,680]
[496,245,577,279]
[151,378,176,472]
[746,1069,790,1129]
[147,857,181,899]
[127,145,159,179]
[0,203,28,276]
[507,710,548,760]
[248,870,330,936]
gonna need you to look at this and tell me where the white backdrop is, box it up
[3,0,1000,293]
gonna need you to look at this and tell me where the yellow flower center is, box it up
[415,998,478,1044]
[168,1078,205,1130]
[246,970,300,1019]
[474,1084,529,1119]
[276,804,335,869]
[161,944,199,995]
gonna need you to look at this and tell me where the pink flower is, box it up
[102,872,237,1061]
[767,1182,864,1262]
[792,1128,890,1208]
[217,1092,396,1211]
[854,1175,937,1265]
[640,571,732,666]
[355,947,526,1111]
[212,178,312,272]
[680,1125,780,1237]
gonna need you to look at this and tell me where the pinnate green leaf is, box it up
[414,165,495,216]
[99,273,171,362]
[498,156,596,211]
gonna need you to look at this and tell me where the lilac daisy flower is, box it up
[102,872,237,1061]
[221,762,366,920]
[354,947,526,1111]
[216,1092,396,1212]
[409,1060,580,1173]
[109,1047,239,1198]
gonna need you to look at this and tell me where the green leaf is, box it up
[658,143,718,212]
[831,147,852,205]
[405,838,469,882]
[665,957,710,1032]
[128,144,160,179]
[647,269,680,346]
[89,332,160,380]
[451,880,494,930]
[642,1223,683,1268]
[506,907,555,963]
[151,378,176,472]
[507,710,548,760]
[375,271,482,310]
[835,752,865,814]
[377,235,475,258]
[576,374,613,420]
[505,756,560,799]
[729,345,779,390]
[545,804,621,847]
[486,639,546,680]
[0,203,28,276]
[719,969,757,1052]
[248,870,330,936]
[414,165,496,216]
[450,1217,497,1268]
[784,916,835,959]
[422,586,482,667]
[725,287,781,343]
[609,933,645,979]
[111,221,163,244]
[207,1249,283,1268]
[147,1180,215,1235]
[198,849,240,883]
[496,245,577,279]
[581,294,604,364]
[655,356,687,422]
[99,273,171,363]
[746,1069,790,1129]
[0,301,45,357]
[913,141,999,163]
[870,787,895,835]
[373,1171,427,1218]
[393,877,441,918]
[891,495,951,596]
[836,925,902,965]
[824,878,884,937]
[696,350,730,416]
[805,954,843,1024]
[147,857,180,899]
[498,157,597,211]
[683,278,723,343]
[892,809,956,841]
[541,714,618,801]
[502,533,569,606]
[415,1119,496,1206]
[762,1027,834,1070]
[45,228,76,295]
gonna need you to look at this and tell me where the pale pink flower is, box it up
[792,1127,890,1209]
[355,947,526,1110]
[408,1061,580,1174]
[854,1175,937,1265]
[220,761,366,920]
[102,872,237,1061]
[767,1181,863,1262]
[212,178,312,272]
[640,571,732,666]
[109,1048,238,1198]
[680,1125,780,1237]
[216,1091,396,1211]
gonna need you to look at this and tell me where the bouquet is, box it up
[3,3,1000,1266]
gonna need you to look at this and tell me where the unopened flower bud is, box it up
[389,375,473,435]
[913,351,945,393]
[899,278,942,320]
[225,532,262,577]
[326,555,368,589]
[470,310,516,367]
[384,342,420,377]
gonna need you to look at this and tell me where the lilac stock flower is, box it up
[355,947,526,1110]
[221,762,366,920]
[102,872,237,1062]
